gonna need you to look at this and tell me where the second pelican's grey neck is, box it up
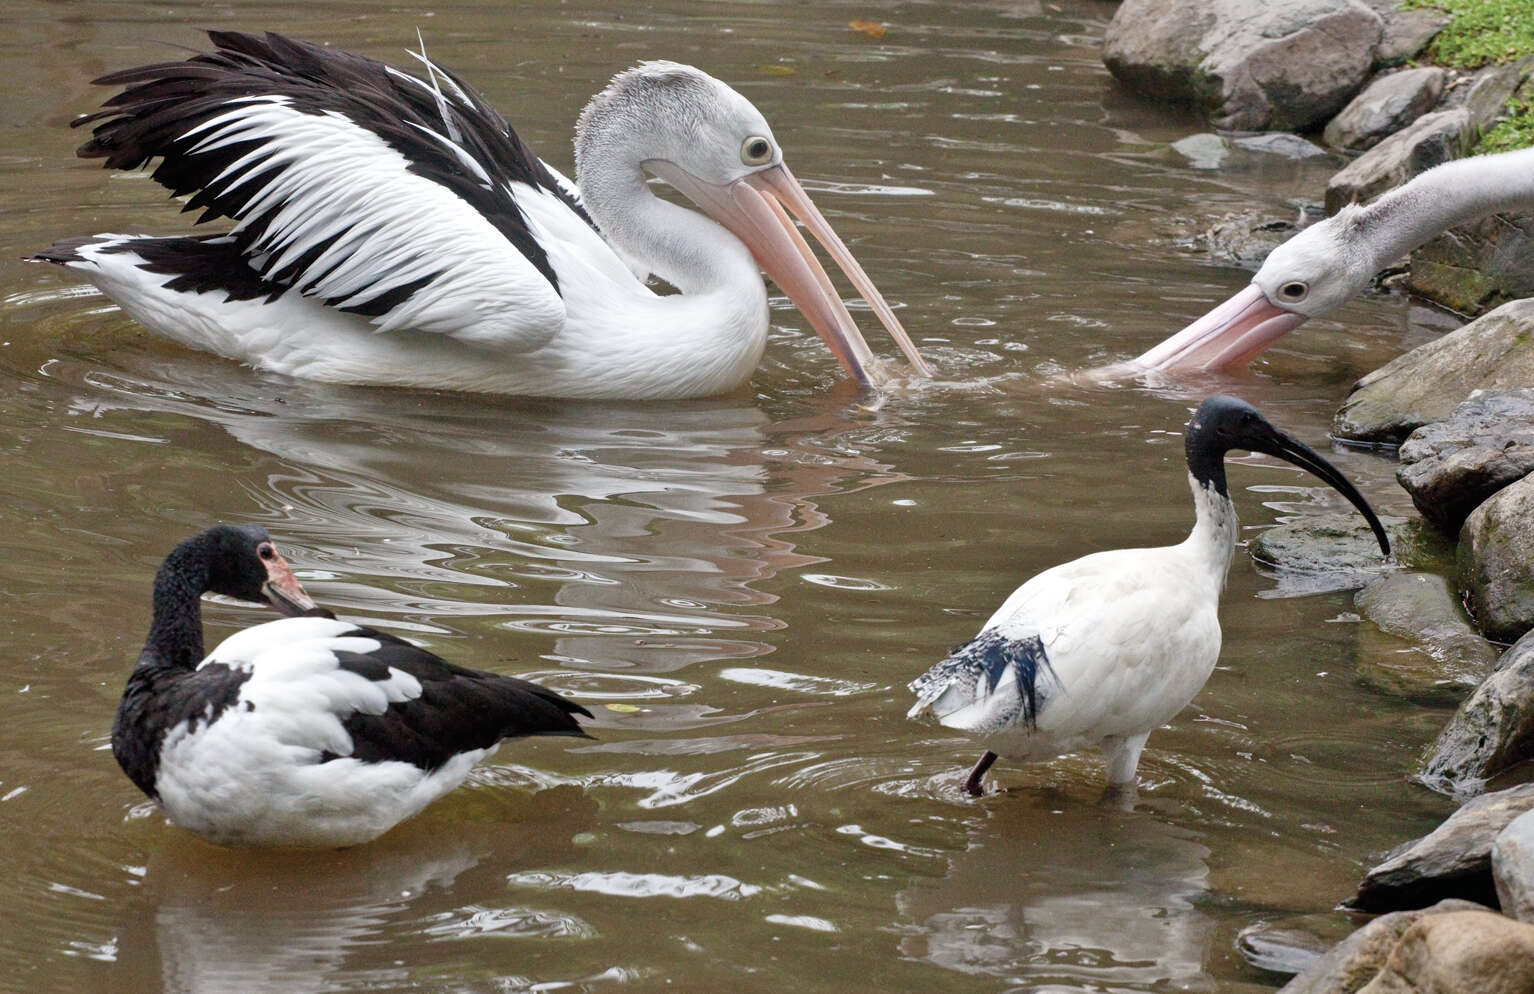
[1355,146,1534,269]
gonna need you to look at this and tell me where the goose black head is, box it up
[178,523,321,617]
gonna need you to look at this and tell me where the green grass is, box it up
[1404,0,1534,151]
[1478,98,1534,152]
[1406,0,1534,68]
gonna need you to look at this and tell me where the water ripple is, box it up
[519,671,699,701]
[717,667,878,696]
[420,905,595,941]
[590,752,820,809]
[505,871,761,901]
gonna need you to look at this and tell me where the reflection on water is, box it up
[119,788,600,994]
[45,349,905,678]
[899,795,1216,991]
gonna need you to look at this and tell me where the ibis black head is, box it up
[1184,395,1390,557]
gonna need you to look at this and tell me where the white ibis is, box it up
[908,395,1390,796]
[1132,146,1534,372]
[31,30,929,398]
[113,523,591,847]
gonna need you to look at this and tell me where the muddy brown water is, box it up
[0,2,1469,992]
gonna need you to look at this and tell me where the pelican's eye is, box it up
[740,136,773,166]
[258,543,277,561]
[1276,280,1310,303]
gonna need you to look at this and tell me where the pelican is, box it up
[1132,146,1534,372]
[115,523,591,847]
[908,395,1390,796]
[31,30,929,398]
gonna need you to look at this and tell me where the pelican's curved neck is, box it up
[1357,147,1534,267]
[575,151,761,299]
[1182,473,1239,592]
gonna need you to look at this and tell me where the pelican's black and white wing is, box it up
[61,30,618,350]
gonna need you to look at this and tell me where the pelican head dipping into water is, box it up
[908,395,1390,796]
[1132,146,1534,372]
[32,30,929,398]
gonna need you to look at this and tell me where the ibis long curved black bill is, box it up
[1249,429,1391,558]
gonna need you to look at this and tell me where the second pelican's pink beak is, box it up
[655,161,931,386]
[1131,283,1308,372]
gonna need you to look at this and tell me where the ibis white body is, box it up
[909,396,1390,794]
[910,479,1233,787]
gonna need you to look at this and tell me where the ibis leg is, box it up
[1102,732,1149,786]
[963,751,998,796]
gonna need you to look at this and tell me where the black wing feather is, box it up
[112,657,252,800]
[917,629,1056,731]
[324,633,592,772]
[74,30,595,302]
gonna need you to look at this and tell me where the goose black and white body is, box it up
[907,396,1391,796]
[1133,146,1534,372]
[32,31,928,398]
[114,523,592,847]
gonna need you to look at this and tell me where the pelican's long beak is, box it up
[1131,283,1307,372]
[657,161,931,385]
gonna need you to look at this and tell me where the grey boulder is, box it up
[1396,389,1534,535]
[1333,299,1534,446]
[1104,0,1383,131]
[1418,630,1534,799]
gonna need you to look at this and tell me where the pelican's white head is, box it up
[576,62,780,186]
[574,62,929,385]
[1130,205,1387,373]
[1251,206,1381,319]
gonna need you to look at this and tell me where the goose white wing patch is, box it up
[202,617,424,758]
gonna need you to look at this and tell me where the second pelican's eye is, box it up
[1277,280,1309,303]
[741,136,773,166]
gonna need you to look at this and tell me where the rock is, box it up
[1232,132,1330,159]
[1246,510,1395,596]
[1493,809,1534,923]
[1322,67,1447,152]
[1251,512,1450,578]
[1370,4,1449,66]
[1459,474,1534,644]
[1418,630,1534,798]
[1348,783,1534,912]
[1355,910,1534,994]
[1325,108,1473,213]
[1332,299,1534,446]
[1202,210,1305,266]
[1172,132,1232,170]
[1396,390,1534,534]
[1407,209,1534,316]
[1444,60,1534,136]
[1103,0,1384,132]
[1355,572,1498,703]
[1276,899,1484,993]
